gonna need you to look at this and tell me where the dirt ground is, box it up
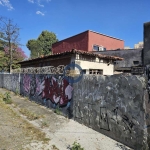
[0,88,132,150]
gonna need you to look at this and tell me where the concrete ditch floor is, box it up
[0,88,132,150]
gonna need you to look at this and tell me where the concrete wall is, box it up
[0,74,3,88]
[20,74,73,117]
[144,22,150,65]
[73,74,149,149]
[94,49,143,71]
[0,74,74,117]
[0,73,150,149]
[0,74,20,93]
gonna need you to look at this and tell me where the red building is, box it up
[52,30,124,54]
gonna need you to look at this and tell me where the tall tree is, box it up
[26,30,58,58]
[26,39,41,59]
[0,16,20,73]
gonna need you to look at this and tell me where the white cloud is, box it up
[0,0,14,10]
[38,3,44,7]
[28,0,34,3]
[28,0,51,7]
[36,11,45,16]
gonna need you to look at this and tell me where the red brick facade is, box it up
[52,30,124,54]
[88,31,124,51]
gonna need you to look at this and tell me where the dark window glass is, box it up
[133,61,139,65]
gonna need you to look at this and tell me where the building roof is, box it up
[88,30,124,41]
[19,49,123,64]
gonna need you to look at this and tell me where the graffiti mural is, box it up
[20,74,73,116]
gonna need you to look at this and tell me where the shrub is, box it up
[3,92,12,104]
[70,141,84,150]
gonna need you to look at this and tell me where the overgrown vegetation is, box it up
[70,141,84,150]
[3,92,12,104]
[41,121,49,128]
[51,144,59,150]
[19,108,43,120]
[54,106,61,115]
[15,88,19,95]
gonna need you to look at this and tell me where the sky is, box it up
[0,0,150,57]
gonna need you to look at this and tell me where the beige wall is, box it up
[75,60,114,75]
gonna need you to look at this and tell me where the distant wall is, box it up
[73,75,149,149]
[94,49,143,71]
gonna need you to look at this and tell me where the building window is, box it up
[82,69,86,74]
[89,69,103,75]
[93,45,106,51]
[133,61,139,65]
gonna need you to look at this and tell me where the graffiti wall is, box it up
[20,74,73,117]
[73,74,149,149]
[0,73,150,149]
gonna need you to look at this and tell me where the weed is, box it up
[54,106,61,115]
[15,88,19,95]
[22,120,49,142]
[3,92,12,104]
[19,108,43,120]
[70,141,84,150]
[51,145,59,150]
[41,121,49,128]
[42,137,50,144]
[0,93,4,99]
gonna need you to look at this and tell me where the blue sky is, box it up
[0,0,149,57]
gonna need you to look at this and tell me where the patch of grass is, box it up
[70,141,84,150]
[0,93,4,99]
[51,144,59,150]
[41,121,49,128]
[19,108,43,120]
[3,92,12,104]
[21,120,50,143]
[15,88,19,95]
[54,107,61,115]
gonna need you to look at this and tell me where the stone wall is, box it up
[73,74,149,149]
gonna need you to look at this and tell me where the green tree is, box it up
[26,30,58,58]
[26,39,41,59]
